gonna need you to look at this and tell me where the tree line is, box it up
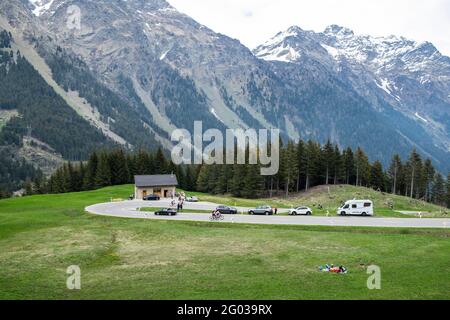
[22,141,450,208]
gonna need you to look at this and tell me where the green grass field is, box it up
[0,185,449,300]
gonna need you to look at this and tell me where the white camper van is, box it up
[337,200,374,216]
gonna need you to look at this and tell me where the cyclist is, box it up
[211,209,222,220]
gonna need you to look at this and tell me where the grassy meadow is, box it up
[0,185,449,300]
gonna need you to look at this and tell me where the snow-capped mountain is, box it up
[0,0,449,172]
[255,25,450,161]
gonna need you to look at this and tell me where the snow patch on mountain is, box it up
[321,44,339,59]
[29,0,55,17]
[415,112,428,123]
[210,108,224,124]
[160,49,170,60]
[258,45,301,63]
[376,78,393,95]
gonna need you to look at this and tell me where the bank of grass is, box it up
[0,185,449,300]
[183,185,449,218]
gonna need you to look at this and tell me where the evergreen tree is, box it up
[196,165,210,193]
[322,140,335,185]
[388,154,402,195]
[242,163,263,198]
[343,147,355,185]
[184,165,197,191]
[230,164,246,197]
[422,159,435,202]
[83,152,98,190]
[406,149,422,198]
[370,161,385,191]
[153,147,167,174]
[95,153,112,187]
[281,141,299,197]
[136,149,152,175]
[446,173,450,209]
[109,149,130,185]
[296,140,306,192]
[354,148,370,187]
[431,173,446,205]
[333,145,343,185]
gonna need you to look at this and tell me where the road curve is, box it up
[85,200,450,229]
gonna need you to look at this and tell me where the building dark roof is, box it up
[134,175,178,188]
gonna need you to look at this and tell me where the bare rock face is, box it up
[0,0,449,172]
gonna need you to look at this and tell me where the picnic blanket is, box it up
[319,264,348,274]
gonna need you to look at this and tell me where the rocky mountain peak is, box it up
[324,24,354,37]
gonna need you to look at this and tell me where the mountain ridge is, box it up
[0,0,448,175]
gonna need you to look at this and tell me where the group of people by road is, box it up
[170,192,186,212]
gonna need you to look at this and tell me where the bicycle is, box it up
[210,211,224,221]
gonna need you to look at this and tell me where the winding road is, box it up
[85,200,450,229]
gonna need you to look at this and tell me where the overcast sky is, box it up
[167,0,450,56]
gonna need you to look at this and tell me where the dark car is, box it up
[154,208,177,216]
[248,205,274,216]
[215,205,238,215]
[143,194,160,201]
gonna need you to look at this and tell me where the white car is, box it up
[289,206,313,216]
[185,196,199,202]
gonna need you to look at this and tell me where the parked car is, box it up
[248,205,274,216]
[289,207,313,216]
[185,196,199,202]
[154,208,177,216]
[337,200,374,216]
[215,205,238,215]
[143,194,160,201]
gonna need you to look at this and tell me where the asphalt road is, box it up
[85,200,450,229]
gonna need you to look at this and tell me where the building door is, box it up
[142,190,147,198]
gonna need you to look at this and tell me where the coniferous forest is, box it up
[22,141,450,209]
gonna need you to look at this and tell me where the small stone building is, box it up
[134,175,178,200]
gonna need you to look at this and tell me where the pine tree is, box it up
[83,152,98,190]
[184,165,197,191]
[333,145,342,185]
[406,149,422,198]
[342,147,355,185]
[446,173,450,209]
[422,159,435,202]
[296,140,306,192]
[431,173,446,205]
[110,149,130,185]
[95,153,112,187]
[230,164,246,197]
[153,147,167,174]
[281,141,298,197]
[354,148,370,187]
[302,140,320,191]
[370,161,385,191]
[215,164,231,194]
[388,154,402,195]
[136,149,151,175]
[322,140,335,185]
[196,165,210,193]
[242,163,263,198]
